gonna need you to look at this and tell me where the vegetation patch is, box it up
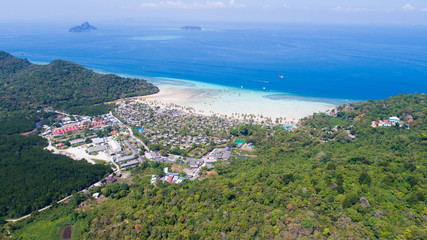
[0,135,111,219]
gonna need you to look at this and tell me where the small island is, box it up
[181,25,202,31]
[69,22,97,32]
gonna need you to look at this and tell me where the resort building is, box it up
[383,120,392,127]
[120,160,139,170]
[372,116,402,128]
[87,145,107,154]
[282,124,298,132]
[109,140,122,153]
[69,138,85,145]
[92,137,105,145]
[116,155,136,163]
[389,116,400,124]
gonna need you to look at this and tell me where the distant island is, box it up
[181,25,202,31]
[69,22,97,32]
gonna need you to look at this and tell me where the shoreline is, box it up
[97,70,357,123]
[122,76,347,123]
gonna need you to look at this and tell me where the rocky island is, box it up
[181,25,202,30]
[69,22,97,32]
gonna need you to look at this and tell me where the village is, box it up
[39,102,248,185]
[114,100,243,151]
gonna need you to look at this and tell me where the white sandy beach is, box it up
[133,77,336,123]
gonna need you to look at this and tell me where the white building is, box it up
[389,116,400,124]
[109,140,122,153]
[92,137,105,145]
[145,151,153,160]
[151,175,157,184]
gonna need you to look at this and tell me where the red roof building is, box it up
[166,175,174,183]
[105,176,117,183]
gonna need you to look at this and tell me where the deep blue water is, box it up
[1,23,426,100]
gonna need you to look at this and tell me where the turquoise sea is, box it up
[0,23,426,101]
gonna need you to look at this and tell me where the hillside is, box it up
[4,94,426,239]
[0,51,158,123]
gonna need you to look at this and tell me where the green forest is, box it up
[3,93,425,239]
[0,135,111,219]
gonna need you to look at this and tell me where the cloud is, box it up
[333,6,367,12]
[262,4,272,9]
[333,6,342,11]
[228,0,245,8]
[159,1,185,8]
[194,1,226,8]
[139,1,180,8]
[402,4,415,11]
[140,2,158,8]
[282,3,288,8]
[421,8,427,12]
[140,1,227,9]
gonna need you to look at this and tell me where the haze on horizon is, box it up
[1,0,427,25]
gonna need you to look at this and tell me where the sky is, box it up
[1,0,427,25]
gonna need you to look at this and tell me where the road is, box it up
[110,157,121,173]
[6,195,72,222]
[127,126,150,152]
[54,110,70,116]
[110,111,150,152]
[190,168,201,180]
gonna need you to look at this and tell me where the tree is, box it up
[159,149,168,156]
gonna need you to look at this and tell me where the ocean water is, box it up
[0,23,426,101]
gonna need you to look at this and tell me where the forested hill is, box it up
[0,51,158,120]
[0,51,31,76]
[6,94,426,239]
